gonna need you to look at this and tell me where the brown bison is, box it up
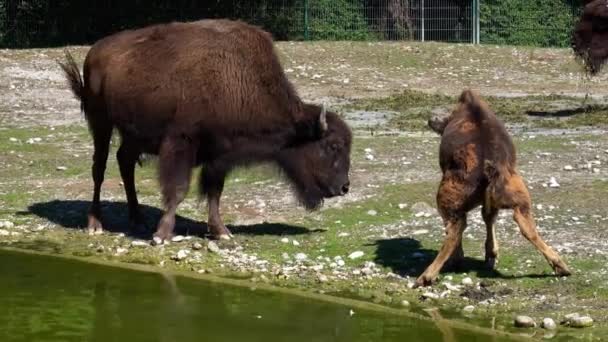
[416,90,571,287]
[572,0,608,74]
[59,19,352,242]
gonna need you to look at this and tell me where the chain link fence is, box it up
[0,0,582,48]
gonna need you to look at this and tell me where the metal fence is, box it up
[0,0,582,48]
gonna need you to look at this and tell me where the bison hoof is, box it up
[152,235,171,246]
[218,234,232,241]
[87,216,104,235]
[414,274,435,288]
[554,263,572,277]
[485,257,497,270]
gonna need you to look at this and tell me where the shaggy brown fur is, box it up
[572,0,608,75]
[59,19,352,242]
[415,90,571,287]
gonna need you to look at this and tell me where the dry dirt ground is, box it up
[1,42,608,341]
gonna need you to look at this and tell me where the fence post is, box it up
[474,0,480,44]
[304,0,310,40]
[421,0,425,42]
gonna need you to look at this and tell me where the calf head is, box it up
[278,104,352,210]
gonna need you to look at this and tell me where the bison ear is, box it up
[319,103,328,133]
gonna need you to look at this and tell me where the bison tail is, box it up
[58,50,85,109]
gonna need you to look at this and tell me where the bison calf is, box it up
[416,90,571,287]
[60,20,352,242]
[572,0,608,75]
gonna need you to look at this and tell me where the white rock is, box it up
[173,249,189,260]
[367,210,377,216]
[292,240,300,246]
[295,253,308,261]
[192,242,203,250]
[0,221,14,229]
[338,232,350,237]
[398,203,408,209]
[280,238,289,243]
[337,259,346,267]
[365,154,375,161]
[317,274,329,283]
[563,165,574,171]
[548,177,560,188]
[0,229,9,236]
[542,318,556,330]
[514,315,536,328]
[131,240,149,247]
[461,277,474,286]
[115,247,128,255]
[171,235,185,242]
[463,305,475,313]
[207,241,221,254]
[56,166,67,171]
[401,300,410,307]
[364,148,373,153]
[422,292,439,300]
[9,137,18,142]
[348,251,364,260]
[343,78,350,84]
[412,229,429,235]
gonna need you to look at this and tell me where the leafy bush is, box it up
[480,0,582,47]
[295,0,373,40]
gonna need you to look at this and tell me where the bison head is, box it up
[278,104,352,210]
[572,0,608,75]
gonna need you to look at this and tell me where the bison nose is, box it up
[341,182,350,195]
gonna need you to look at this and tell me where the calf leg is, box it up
[153,136,195,244]
[200,165,232,240]
[117,141,145,232]
[482,205,499,269]
[416,217,467,287]
[88,123,112,235]
[499,173,571,276]
[513,207,571,276]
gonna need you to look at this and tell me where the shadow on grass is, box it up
[526,104,608,118]
[373,237,557,280]
[21,200,315,239]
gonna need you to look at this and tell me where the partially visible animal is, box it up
[572,0,608,74]
[59,19,352,242]
[415,90,571,287]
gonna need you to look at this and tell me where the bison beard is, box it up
[59,19,352,242]
[572,0,608,75]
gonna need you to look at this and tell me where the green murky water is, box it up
[0,249,516,342]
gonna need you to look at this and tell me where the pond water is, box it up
[0,249,517,342]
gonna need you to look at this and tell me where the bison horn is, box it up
[319,103,328,132]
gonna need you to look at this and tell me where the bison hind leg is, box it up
[199,164,233,240]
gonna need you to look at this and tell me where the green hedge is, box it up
[480,0,582,47]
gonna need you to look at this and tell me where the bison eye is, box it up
[330,143,339,152]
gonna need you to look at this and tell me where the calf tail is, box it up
[458,89,491,124]
[58,50,85,111]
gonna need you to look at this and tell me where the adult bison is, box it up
[416,90,571,287]
[59,19,352,242]
[572,0,608,74]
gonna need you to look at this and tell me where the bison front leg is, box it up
[153,136,195,244]
[200,165,233,240]
[482,205,499,270]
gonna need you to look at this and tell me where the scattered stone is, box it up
[461,277,474,286]
[411,202,434,214]
[422,292,440,300]
[171,235,185,242]
[152,236,164,246]
[9,137,18,142]
[514,315,536,328]
[548,177,560,188]
[542,318,557,330]
[207,241,221,254]
[338,232,350,237]
[280,237,289,243]
[348,251,364,260]
[0,221,14,229]
[0,229,9,236]
[337,259,345,267]
[563,314,594,328]
[412,229,429,235]
[361,267,374,276]
[56,166,67,171]
[367,210,378,216]
[365,154,375,161]
[295,253,308,261]
[563,165,574,171]
[96,245,105,253]
[192,242,203,250]
[401,300,410,307]
[463,305,475,314]
[398,203,408,209]
[317,274,329,283]
[173,249,189,261]
[115,247,128,255]
[131,240,149,247]
[349,309,355,317]
[292,240,300,246]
